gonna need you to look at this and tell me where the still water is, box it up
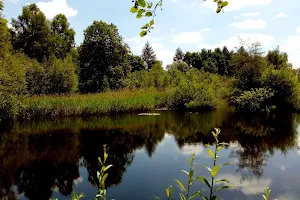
[1,110,300,200]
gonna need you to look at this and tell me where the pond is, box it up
[0,110,300,200]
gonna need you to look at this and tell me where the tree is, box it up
[49,14,75,59]
[129,54,146,72]
[141,41,156,70]
[79,21,130,93]
[267,46,291,70]
[173,48,185,62]
[0,1,11,63]
[11,4,50,62]
[167,61,189,73]
[43,55,78,94]
[232,42,268,91]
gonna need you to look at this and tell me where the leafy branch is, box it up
[130,0,229,37]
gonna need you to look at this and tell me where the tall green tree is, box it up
[141,41,156,70]
[0,1,11,63]
[11,4,50,62]
[129,54,146,72]
[267,46,291,69]
[173,47,185,62]
[49,14,75,59]
[79,21,130,93]
[232,43,268,91]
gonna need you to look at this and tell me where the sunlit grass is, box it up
[20,89,167,118]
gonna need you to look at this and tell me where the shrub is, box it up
[232,87,275,112]
[261,67,300,111]
[0,53,27,119]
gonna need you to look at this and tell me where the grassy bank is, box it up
[20,90,167,119]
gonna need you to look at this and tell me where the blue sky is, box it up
[2,0,300,67]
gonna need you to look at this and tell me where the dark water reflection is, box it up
[0,111,300,200]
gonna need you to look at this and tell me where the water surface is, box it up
[0,111,300,200]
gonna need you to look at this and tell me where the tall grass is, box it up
[20,89,167,119]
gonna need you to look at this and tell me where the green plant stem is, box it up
[210,143,218,199]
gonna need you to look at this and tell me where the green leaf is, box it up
[154,197,161,200]
[216,146,223,152]
[145,12,153,17]
[181,170,189,175]
[138,9,146,15]
[188,190,203,200]
[211,166,220,178]
[101,173,108,184]
[104,153,108,162]
[140,30,147,37]
[197,176,211,188]
[150,19,154,26]
[136,14,142,19]
[204,166,212,172]
[216,7,222,13]
[210,196,218,200]
[137,0,146,7]
[207,149,215,159]
[166,188,170,198]
[130,7,138,13]
[175,179,187,193]
[213,185,234,193]
[221,1,228,7]
[215,179,229,184]
[104,164,113,172]
[179,193,186,200]
[200,196,209,200]
[98,157,103,165]
[221,162,234,166]
[219,142,229,146]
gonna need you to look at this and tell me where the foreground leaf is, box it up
[175,179,187,193]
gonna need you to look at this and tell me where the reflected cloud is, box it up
[275,193,298,200]
[180,144,204,155]
[280,165,287,172]
[218,173,272,195]
[73,176,83,185]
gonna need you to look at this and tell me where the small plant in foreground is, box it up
[155,128,234,200]
[95,144,113,200]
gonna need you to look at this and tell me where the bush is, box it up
[261,67,300,111]
[232,87,275,112]
[0,53,27,119]
[165,68,234,110]
[43,55,78,94]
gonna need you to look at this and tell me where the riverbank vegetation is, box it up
[1,2,300,120]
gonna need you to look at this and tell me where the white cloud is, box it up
[36,0,78,19]
[125,36,173,67]
[202,0,272,11]
[218,173,272,195]
[172,0,176,3]
[171,28,176,33]
[296,26,300,34]
[275,12,287,18]
[282,35,300,68]
[172,32,203,44]
[240,12,260,17]
[230,19,266,29]
[198,33,274,50]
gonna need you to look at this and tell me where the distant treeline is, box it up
[1,2,300,119]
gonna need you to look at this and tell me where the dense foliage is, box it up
[1,2,300,119]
